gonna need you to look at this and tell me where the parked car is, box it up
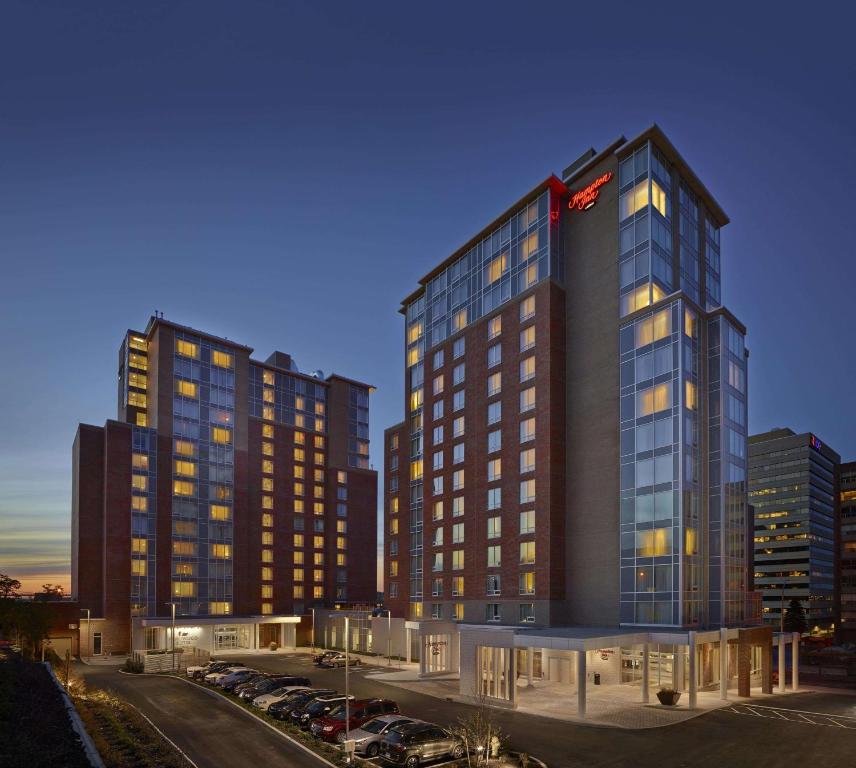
[292,694,354,729]
[313,651,338,665]
[267,689,337,720]
[312,699,401,743]
[232,674,271,696]
[318,652,361,668]
[187,660,227,679]
[216,668,258,689]
[204,665,248,684]
[380,722,465,766]
[350,715,418,758]
[252,685,312,711]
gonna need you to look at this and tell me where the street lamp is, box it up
[311,607,316,656]
[80,608,91,660]
[384,609,392,667]
[165,602,177,670]
[345,615,350,744]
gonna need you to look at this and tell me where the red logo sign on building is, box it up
[568,171,614,211]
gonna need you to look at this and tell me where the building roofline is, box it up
[561,135,628,185]
[384,421,405,434]
[144,316,255,353]
[325,373,376,392]
[398,175,569,311]
[614,123,729,227]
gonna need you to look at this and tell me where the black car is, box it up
[268,689,337,721]
[380,722,464,767]
[232,674,271,695]
[291,694,353,729]
[222,672,266,693]
[238,675,312,701]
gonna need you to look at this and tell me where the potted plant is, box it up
[656,686,681,706]
[269,641,278,651]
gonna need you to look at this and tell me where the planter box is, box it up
[656,690,681,706]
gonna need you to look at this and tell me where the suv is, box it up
[380,722,464,766]
[350,715,416,758]
[292,694,354,729]
[311,699,400,743]
[268,689,337,720]
[217,669,258,690]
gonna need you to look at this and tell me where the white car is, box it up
[350,715,418,758]
[204,665,247,684]
[252,685,311,711]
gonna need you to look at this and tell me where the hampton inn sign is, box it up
[568,171,613,211]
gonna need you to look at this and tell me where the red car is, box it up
[311,698,400,743]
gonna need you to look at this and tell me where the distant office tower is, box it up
[71,316,377,654]
[749,429,839,632]
[838,461,856,641]
[384,124,757,632]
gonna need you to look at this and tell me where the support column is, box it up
[641,643,650,703]
[688,632,697,710]
[576,651,587,718]
[720,628,728,700]
[405,628,411,664]
[419,635,427,677]
[674,648,685,691]
[791,632,800,692]
[509,649,517,708]
[778,637,786,693]
[526,647,534,686]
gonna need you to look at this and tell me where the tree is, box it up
[447,688,509,767]
[0,573,21,599]
[16,602,52,659]
[783,597,808,634]
[34,584,64,601]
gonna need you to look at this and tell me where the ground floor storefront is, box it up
[132,615,301,654]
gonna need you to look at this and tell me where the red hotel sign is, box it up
[568,171,613,211]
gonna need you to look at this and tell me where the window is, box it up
[519,509,535,534]
[293,533,304,548]
[172,581,196,597]
[487,372,501,397]
[433,425,443,445]
[212,427,232,444]
[487,458,501,482]
[453,443,465,464]
[520,295,535,321]
[433,450,444,471]
[131,496,147,512]
[519,572,535,595]
[453,308,467,332]
[520,479,536,504]
[410,388,423,412]
[519,603,535,623]
[262,512,273,527]
[487,545,501,568]
[174,460,196,477]
[389,518,399,535]
[452,576,464,596]
[520,387,536,412]
[432,476,444,495]
[452,550,464,570]
[453,497,464,517]
[520,541,536,564]
[520,448,535,474]
[433,527,444,546]
[450,522,464,544]
[520,326,535,352]
[389,561,399,577]
[452,603,464,620]
[488,316,502,339]
[211,350,233,368]
[453,416,464,438]
[262,567,273,581]
[520,356,535,383]
[487,487,501,510]
[487,574,501,596]
[173,480,194,496]
[432,553,444,572]
[131,537,147,554]
[453,337,465,359]
[432,500,443,521]
[132,453,149,470]
[175,439,195,457]
[635,308,671,347]
[487,343,502,368]
[487,516,501,539]
[486,604,501,622]
[636,383,671,416]
[685,380,697,410]
[433,400,444,420]
[433,350,444,370]
[453,363,465,386]
[210,543,232,559]
[453,390,465,412]
[176,379,198,398]
[131,559,147,576]
[487,401,502,425]
[452,469,464,491]
[433,374,444,395]
[488,429,502,453]
[176,339,198,358]
[431,577,443,597]
[128,391,147,408]
[487,252,507,284]
[172,541,196,556]
[210,504,231,520]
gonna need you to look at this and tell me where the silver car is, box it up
[349,715,417,758]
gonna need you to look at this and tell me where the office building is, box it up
[749,428,839,632]
[70,315,377,655]
[838,461,856,641]
[383,125,769,713]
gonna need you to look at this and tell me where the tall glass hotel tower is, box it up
[384,125,756,632]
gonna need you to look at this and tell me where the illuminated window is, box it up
[391,497,400,514]
[520,326,535,352]
[685,380,697,410]
[173,581,196,597]
[520,295,535,321]
[315,401,325,416]
[294,551,305,565]
[129,335,147,352]
[619,179,649,220]
[293,585,304,599]
[128,372,147,390]
[294,533,305,548]
[263,370,274,385]
[294,482,304,497]
[452,550,464,570]
[132,453,149,471]
[263,388,275,404]
[520,479,535,503]
[520,387,535,412]
[261,585,273,599]
[262,496,273,509]
[132,475,148,492]
[294,465,305,480]
[314,552,325,565]
[520,509,535,534]
[524,263,538,288]
[411,459,423,481]
[172,479,194,496]
[635,309,671,347]
[131,537,147,555]
[210,544,232,559]
[452,603,464,620]
[212,427,232,444]
[314,535,324,549]
[128,391,147,408]
[174,563,194,576]
[520,448,535,474]
[173,541,196,556]
[651,180,668,217]
[313,502,324,515]
[487,253,507,284]
[262,459,273,474]
[263,406,274,421]
[294,447,305,463]
[261,566,273,581]
[136,412,148,427]
[520,541,535,564]
[294,431,305,445]
[261,603,273,615]
[210,504,231,520]
[213,485,231,501]
[174,460,196,477]
[337,553,347,566]
[211,350,233,368]
[407,321,423,344]
[316,469,326,483]
[313,586,324,599]
[410,388,423,412]
[311,568,321,582]
[313,485,324,499]
[453,308,467,332]
[407,346,422,367]
[336,536,346,550]
[262,477,274,492]
[175,439,195,457]
[451,576,464,597]
[261,549,273,563]
[520,418,535,443]
[519,572,535,595]
[262,424,274,440]
[209,602,232,615]
[315,435,325,449]
[294,499,304,514]
[488,316,502,340]
[636,527,672,556]
[176,379,197,398]
[261,441,274,457]
[129,352,148,371]
[176,339,199,358]
[433,374,445,396]
[636,383,671,416]
[131,496,148,512]
[487,372,501,397]
[487,458,502,482]
[262,512,273,527]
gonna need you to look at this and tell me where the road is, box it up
[78,664,326,768]
[80,652,856,768]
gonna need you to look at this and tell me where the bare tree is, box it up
[447,687,509,767]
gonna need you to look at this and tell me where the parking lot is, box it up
[80,651,856,768]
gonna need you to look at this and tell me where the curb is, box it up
[44,662,106,768]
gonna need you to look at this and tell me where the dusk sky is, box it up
[1,1,853,593]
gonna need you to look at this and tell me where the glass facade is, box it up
[171,331,236,616]
[130,426,157,616]
[249,365,327,432]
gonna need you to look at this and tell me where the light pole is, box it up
[80,608,91,660]
[166,602,177,670]
[345,615,350,745]
[385,609,392,667]
[311,607,316,656]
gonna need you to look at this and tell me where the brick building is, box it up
[70,316,376,655]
